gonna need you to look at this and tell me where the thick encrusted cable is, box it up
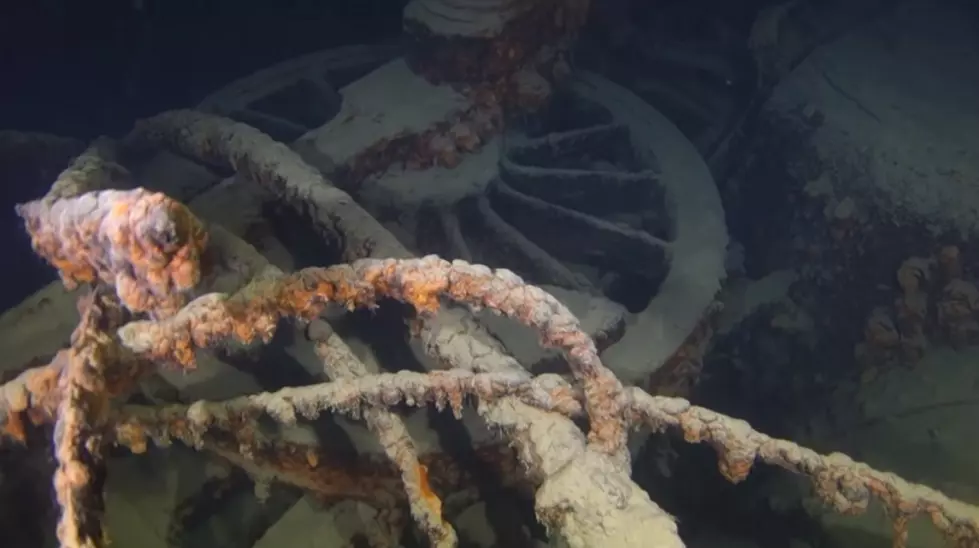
[111,369,546,431]
[123,110,409,261]
[356,256,628,457]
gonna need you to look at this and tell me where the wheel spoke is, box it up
[466,196,595,293]
[499,160,662,215]
[488,179,671,277]
[510,123,631,161]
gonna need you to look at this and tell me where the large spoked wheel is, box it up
[184,46,727,386]
[398,74,728,384]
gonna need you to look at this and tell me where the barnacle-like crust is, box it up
[16,188,207,317]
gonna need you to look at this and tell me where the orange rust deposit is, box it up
[16,188,208,317]
[416,462,444,517]
[859,246,979,367]
[404,0,583,88]
[109,401,524,510]
[2,411,27,443]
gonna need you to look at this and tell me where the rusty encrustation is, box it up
[647,302,721,398]
[104,347,979,548]
[626,388,979,548]
[9,116,979,547]
[123,110,410,261]
[53,289,125,548]
[112,401,524,517]
[403,0,589,87]
[112,369,562,435]
[0,352,66,442]
[308,320,457,548]
[857,247,979,372]
[0,347,151,443]
[5,239,979,547]
[15,188,208,317]
[115,256,628,458]
[358,256,628,458]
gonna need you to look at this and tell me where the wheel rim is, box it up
[572,73,727,384]
[380,73,728,384]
